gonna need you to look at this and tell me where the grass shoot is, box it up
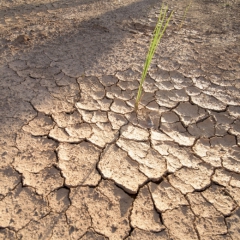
[135,4,173,111]
[178,0,192,30]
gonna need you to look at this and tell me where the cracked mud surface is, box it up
[0,0,240,239]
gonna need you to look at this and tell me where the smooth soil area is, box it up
[0,0,240,239]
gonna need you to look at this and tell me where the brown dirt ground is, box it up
[0,0,240,239]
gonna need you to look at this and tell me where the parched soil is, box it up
[0,0,240,239]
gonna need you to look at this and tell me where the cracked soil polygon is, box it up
[149,180,188,212]
[162,206,198,240]
[70,180,133,239]
[47,188,70,213]
[0,184,49,230]
[57,142,101,187]
[23,166,64,195]
[130,185,165,232]
[126,229,170,240]
[99,144,147,194]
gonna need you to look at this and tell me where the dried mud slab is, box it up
[0,166,21,196]
[14,132,57,173]
[174,102,207,125]
[226,208,240,240]
[149,180,188,212]
[57,142,101,187]
[66,204,92,239]
[187,192,227,237]
[99,144,147,194]
[161,122,196,146]
[191,93,226,111]
[108,112,128,129]
[116,138,150,161]
[70,180,133,240]
[0,184,49,230]
[88,123,118,148]
[65,123,92,139]
[110,99,133,114]
[0,229,17,240]
[162,206,198,240]
[168,174,195,194]
[126,229,170,240]
[188,117,215,138]
[23,166,64,195]
[130,185,165,232]
[49,125,85,143]
[17,213,71,240]
[202,184,237,216]
[173,163,213,191]
[52,111,82,128]
[31,90,74,115]
[81,229,107,240]
[47,188,70,213]
[0,146,18,168]
[77,76,105,100]
[136,149,167,181]
[120,124,149,141]
[22,113,54,136]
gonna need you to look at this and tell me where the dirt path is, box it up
[0,0,240,239]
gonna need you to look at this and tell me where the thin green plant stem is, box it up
[178,0,192,30]
[135,7,167,106]
[135,5,173,110]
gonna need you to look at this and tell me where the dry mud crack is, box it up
[0,0,240,239]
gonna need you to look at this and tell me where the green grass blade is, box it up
[178,0,192,30]
[135,4,173,110]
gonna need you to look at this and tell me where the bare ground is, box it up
[0,0,240,239]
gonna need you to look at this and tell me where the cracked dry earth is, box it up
[0,0,240,239]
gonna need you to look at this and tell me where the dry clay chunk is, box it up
[14,132,57,173]
[226,208,240,240]
[0,184,49,231]
[202,184,237,216]
[191,93,226,111]
[161,122,196,146]
[149,180,188,212]
[88,123,118,148]
[174,102,207,125]
[23,167,64,195]
[130,185,165,232]
[126,229,170,240]
[47,188,70,213]
[162,206,198,240]
[70,180,133,240]
[17,213,73,240]
[98,144,147,194]
[31,90,74,114]
[187,192,227,236]
[120,124,149,141]
[57,142,101,187]
[0,146,18,168]
[66,204,92,239]
[0,229,17,240]
[22,113,53,136]
[49,125,88,143]
[0,166,21,196]
[174,163,213,190]
[77,76,105,100]
[117,134,166,180]
[81,229,107,240]
[168,174,194,194]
